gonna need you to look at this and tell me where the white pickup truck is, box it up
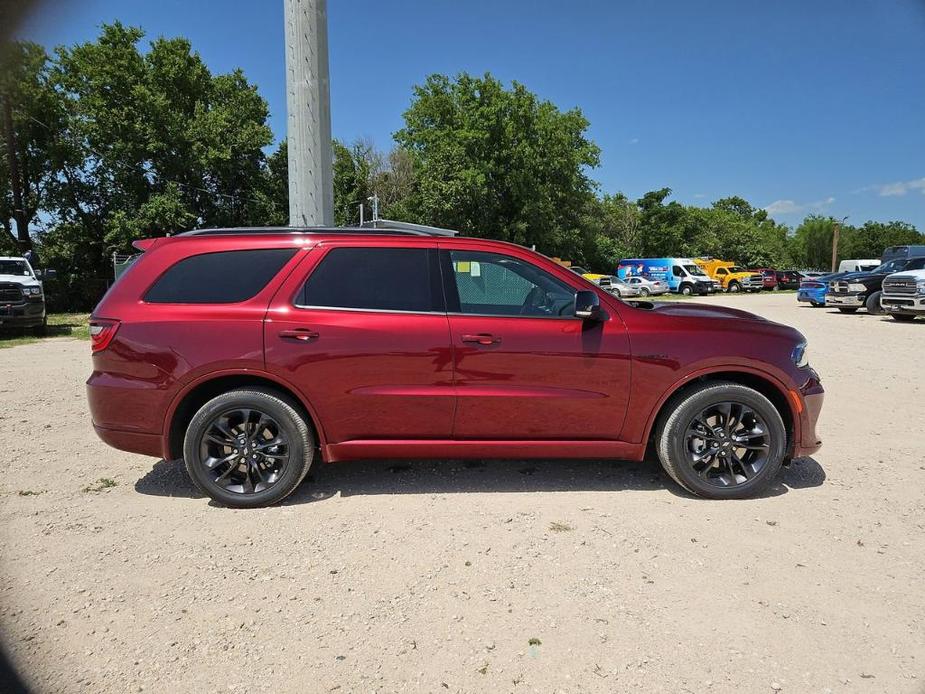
[0,256,48,333]
[880,268,925,322]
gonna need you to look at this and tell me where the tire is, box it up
[891,313,916,322]
[183,388,314,508]
[639,287,650,297]
[32,320,47,336]
[837,307,858,314]
[654,381,787,499]
[727,281,741,293]
[679,284,693,296]
[810,301,823,307]
[865,291,884,315]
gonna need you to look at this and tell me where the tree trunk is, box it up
[1,94,31,252]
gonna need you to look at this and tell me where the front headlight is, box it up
[847,282,866,292]
[917,280,925,294]
[792,342,809,368]
[26,286,42,296]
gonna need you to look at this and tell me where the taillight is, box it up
[89,319,120,353]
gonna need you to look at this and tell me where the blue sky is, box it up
[17,0,925,229]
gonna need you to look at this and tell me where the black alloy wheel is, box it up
[183,388,314,508]
[683,402,770,488]
[198,408,290,495]
[654,381,787,499]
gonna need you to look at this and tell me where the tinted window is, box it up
[145,249,296,304]
[300,247,440,312]
[446,250,575,317]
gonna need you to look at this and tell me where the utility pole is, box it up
[284,0,334,226]
[831,216,847,272]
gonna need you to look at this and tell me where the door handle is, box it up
[279,328,319,341]
[461,333,501,345]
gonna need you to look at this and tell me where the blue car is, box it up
[797,273,842,306]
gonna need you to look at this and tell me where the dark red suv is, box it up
[88,227,824,507]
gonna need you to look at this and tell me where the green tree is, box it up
[394,72,600,259]
[32,23,278,309]
[0,40,65,253]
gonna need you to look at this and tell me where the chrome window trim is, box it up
[291,303,445,316]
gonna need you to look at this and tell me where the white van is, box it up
[837,259,879,273]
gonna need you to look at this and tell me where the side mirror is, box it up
[574,290,602,320]
[37,268,57,279]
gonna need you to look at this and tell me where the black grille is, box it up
[0,283,23,302]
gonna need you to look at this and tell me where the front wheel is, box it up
[655,381,787,499]
[183,388,314,508]
[891,313,917,322]
[865,291,884,315]
[810,301,823,307]
[837,307,858,314]
[679,284,693,296]
[727,282,741,293]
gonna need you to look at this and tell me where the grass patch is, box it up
[0,313,90,349]
[17,489,45,496]
[528,637,542,646]
[82,477,117,493]
[549,521,573,533]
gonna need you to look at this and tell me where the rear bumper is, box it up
[93,424,163,458]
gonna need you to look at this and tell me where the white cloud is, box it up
[870,177,925,197]
[764,196,835,215]
[628,137,639,145]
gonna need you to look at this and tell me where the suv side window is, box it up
[145,248,297,304]
[444,250,576,318]
[299,247,442,313]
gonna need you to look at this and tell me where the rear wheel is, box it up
[837,307,858,314]
[810,301,823,307]
[639,287,650,297]
[655,381,787,499]
[891,313,916,322]
[183,388,314,508]
[865,291,884,315]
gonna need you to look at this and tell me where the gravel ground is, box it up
[1,293,923,693]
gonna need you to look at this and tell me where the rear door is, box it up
[440,244,631,441]
[264,241,455,443]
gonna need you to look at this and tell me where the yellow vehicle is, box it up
[694,258,764,293]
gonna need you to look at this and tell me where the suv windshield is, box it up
[0,260,31,276]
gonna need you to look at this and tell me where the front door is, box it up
[441,247,631,440]
[264,243,455,443]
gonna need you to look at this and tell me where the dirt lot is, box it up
[1,293,923,693]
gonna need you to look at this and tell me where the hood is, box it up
[0,274,40,287]
[640,302,767,322]
[837,270,887,282]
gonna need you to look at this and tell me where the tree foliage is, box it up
[2,34,923,311]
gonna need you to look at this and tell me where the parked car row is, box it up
[797,245,925,322]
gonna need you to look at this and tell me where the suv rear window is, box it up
[299,247,441,312]
[145,249,297,304]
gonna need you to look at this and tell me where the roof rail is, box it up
[178,223,460,238]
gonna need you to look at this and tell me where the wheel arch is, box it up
[164,371,325,461]
[644,369,797,456]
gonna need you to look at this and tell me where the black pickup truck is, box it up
[826,256,925,314]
